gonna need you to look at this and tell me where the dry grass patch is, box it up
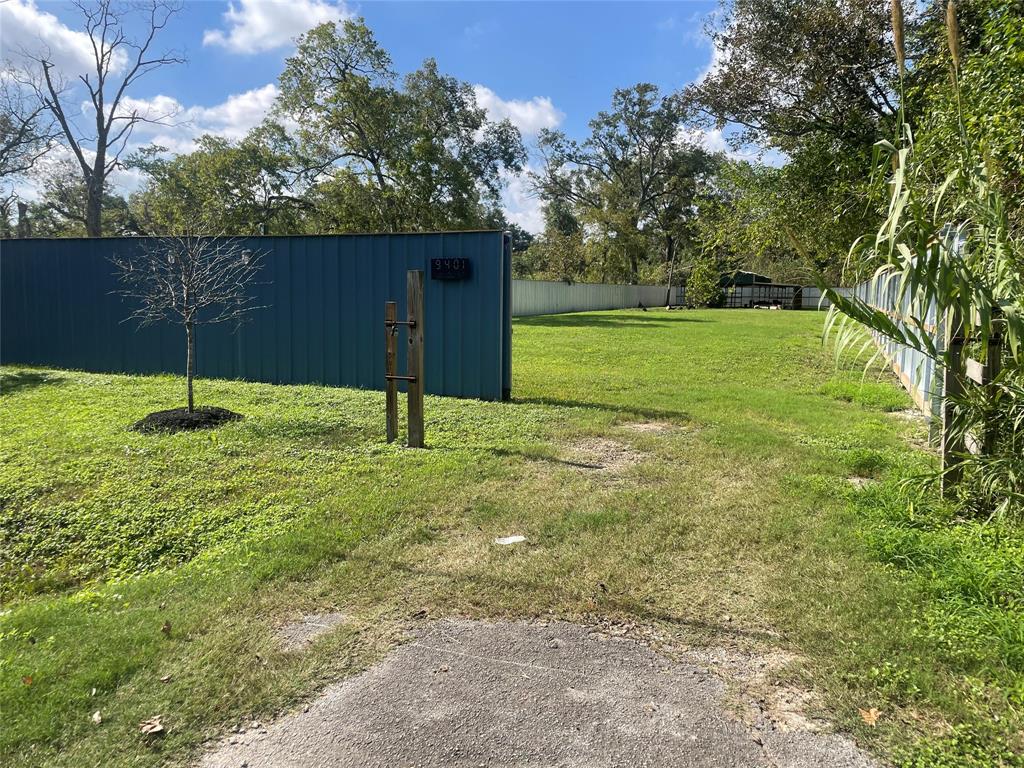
[276,612,348,651]
[618,420,680,434]
[563,436,646,475]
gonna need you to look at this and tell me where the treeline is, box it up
[2,1,1021,289]
[518,0,1021,287]
[1,14,528,242]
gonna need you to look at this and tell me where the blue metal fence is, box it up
[1,232,512,401]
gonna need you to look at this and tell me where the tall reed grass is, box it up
[823,0,1024,518]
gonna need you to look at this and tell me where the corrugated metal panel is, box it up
[0,232,510,401]
[512,279,669,316]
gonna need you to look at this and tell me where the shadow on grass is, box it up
[515,312,713,329]
[0,370,66,396]
[385,559,780,645]
[511,396,691,423]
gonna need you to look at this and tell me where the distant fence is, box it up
[513,280,850,316]
[512,279,671,316]
[1,232,512,401]
[852,278,941,420]
[798,286,853,310]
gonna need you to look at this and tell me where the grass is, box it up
[1,308,1020,767]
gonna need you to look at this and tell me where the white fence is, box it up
[513,280,851,316]
[512,280,671,317]
[852,279,941,420]
[799,286,853,309]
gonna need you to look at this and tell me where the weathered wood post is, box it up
[407,270,425,448]
[384,301,398,443]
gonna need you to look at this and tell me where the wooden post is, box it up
[940,310,964,497]
[406,270,425,448]
[965,335,1003,456]
[385,301,398,443]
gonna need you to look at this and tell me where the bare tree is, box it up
[111,231,264,413]
[22,0,183,237]
[1,68,58,231]
[0,68,56,179]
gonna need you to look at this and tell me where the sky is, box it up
[1,0,732,232]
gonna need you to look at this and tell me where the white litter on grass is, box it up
[494,535,526,546]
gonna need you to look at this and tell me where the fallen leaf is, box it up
[159,674,172,683]
[139,716,165,736]
[91,710,102,725]
[21,675,32,686]
[160,621,172,638]
[859,707,881,727]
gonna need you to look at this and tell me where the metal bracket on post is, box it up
[383,270,425,448]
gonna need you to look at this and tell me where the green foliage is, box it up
[853,476,1024,765]
[824,7,1024,516]
[22,159,134,238]
[127,125,306,235]
[683,259,722,307]
[685,0,903,282]
[690,0,900,153]
[909,0,1024,235]
[276,19,525,233]
[533,84,718,284]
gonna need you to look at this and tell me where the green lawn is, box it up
[1,309,1020,767]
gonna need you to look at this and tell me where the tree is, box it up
[129,124,308,235]
[689,0,902,153]
[21,0,183,237]
[684,258,723,308]
[908,0,1024,234]
[110,230,264,413]
[684,0,911,279]
[23,158,134,237]
[505,222,534,255]
[276,19,525,232]
[0,68,56,208]
[533,84,713,286]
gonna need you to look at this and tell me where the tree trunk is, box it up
[664,234,676,307]
[85,177,103,237]
[16,202,30,238]
[186,322,195,413]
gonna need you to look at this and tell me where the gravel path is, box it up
[199,619,880,768]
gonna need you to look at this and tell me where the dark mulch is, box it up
[132,406,243,434]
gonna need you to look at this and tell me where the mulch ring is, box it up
[132,406,243,434]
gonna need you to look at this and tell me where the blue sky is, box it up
[2,0,725,231]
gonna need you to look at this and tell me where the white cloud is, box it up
[696,42,726,83]
[473,85,564,137]
[679,126,787,167]
[500,167,544,234]
[0,0,127,77]
[10,84,280,203]
[203,0,352,54]
[124,84,280,154]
